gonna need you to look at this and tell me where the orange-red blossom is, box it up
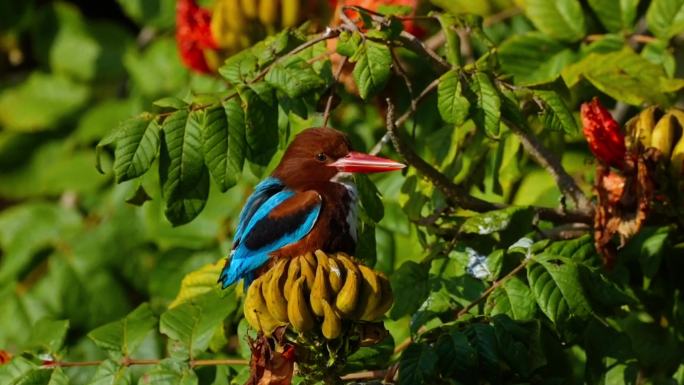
[581,98,627,170]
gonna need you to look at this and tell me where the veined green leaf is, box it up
[498,32,576,86]
[352,40,392,100]
[265,57,325,98]
[356,174,384,223]
[159,110,209,226]
[140,359,198,385]
[169,261,231,308]
[218,50,258,85]
[468,72,501,137]
[87,303,156,357]
[159,291,234,358]
[87,359,130,385]
[239,83,278,166]
[523,0,586,42]
[200,105,236,192]
[533,90,578,135]
[437,70,470,125]
[527,257,591,325]
[398,343,438,385]
[26,318,69,355]
[0,357,37,385]
[562,48,684,105]
[486,277,537,321]
[153,97,188,110]
[113,115,160,183]
[224,98,246,177]
[646,0,684,39]
[588,0,640,32]
[390,261,430,319]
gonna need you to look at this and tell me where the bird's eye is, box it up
[315,153,327,162]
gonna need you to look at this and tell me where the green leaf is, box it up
[218,50,258,85]
[33,3,133,82]
[159,291,234,358]
[588,0,639,32]
[352,40,392,100]
[224,98,247,176]
[562,48,684,105]
[26,318,69,355]
[116,0,175,29]
[87,303,156,357]
[527,257,591,326]
[265,58,326,98]
[336,31,362,57]
[169,261,234,308]
[485,277,537,320]
[113,115,160,183]
[0,72,89,132]
[437,70,470,125]
[523,0,586,42]
[200,105,237,192]
[646,0,684,39]
[153,97,188,110]
[0,357,37,385]
[641,40,676,77]
[123,38,187,98]
[434,331,477,379]
[533,90,578,135]
[436,14,461,67]
[87,359,131,385]
[459,207,530,235]
[239,83,279,166]
[0,202,81,283]
[398,343,438,385]
[356,174,384,222]
[498,32,576,86]
[465,323,500,377]
[468,72,501,137]
[139,359,198,385]
[390,261,430,319]
[159,110,210,226]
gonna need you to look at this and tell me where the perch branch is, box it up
[506,121,594,216]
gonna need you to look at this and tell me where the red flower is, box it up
[176,0,218,74]
[581,98,626,170]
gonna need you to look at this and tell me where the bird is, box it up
[218,127,405,288]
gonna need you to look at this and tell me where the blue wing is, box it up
[233,177,284,243]
[219,186,322,288]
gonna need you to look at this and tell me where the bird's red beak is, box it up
[328,152,406,173]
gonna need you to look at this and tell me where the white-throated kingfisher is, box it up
[218,127,404,288]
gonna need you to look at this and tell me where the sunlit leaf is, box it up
[88,303,156,357]
[437,70,470,125]
[159,110,210,226]
[523,0,586,42]
[352,40,392,100]
[113,115,161,183]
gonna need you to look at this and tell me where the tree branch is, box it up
[506,121,594,216]
[41,358,248,369]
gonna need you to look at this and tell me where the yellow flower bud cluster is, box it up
[627,106,684,176]
[243,250,393,339]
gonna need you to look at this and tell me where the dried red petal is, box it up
[581,98,627,170]
[176,0,218,74]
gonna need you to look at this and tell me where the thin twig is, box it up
[390,47,417,139]
[253,28,342,83]
[370,77,440,155]
[456,258,531,317]
[340,369,387,381]
[506,120,594,216]
[393,257,532,356]
[41,358,248,369]
[323,55,348,128]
